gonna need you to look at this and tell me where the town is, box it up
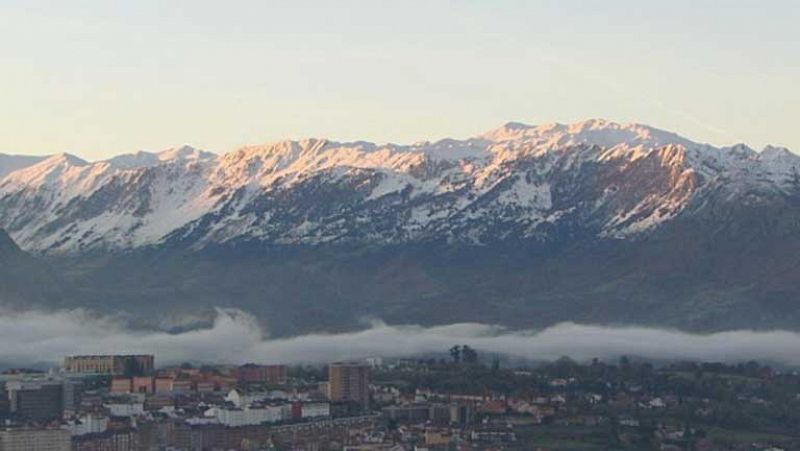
[1,349,800,450]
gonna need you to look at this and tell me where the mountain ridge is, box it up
[1,119,797,255]
[2,119,800,335]
[2,119,794,177]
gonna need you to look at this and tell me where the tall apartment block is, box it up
[4,381,63,422]
[328,362,370,411]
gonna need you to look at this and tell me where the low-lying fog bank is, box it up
[0,308,798,367]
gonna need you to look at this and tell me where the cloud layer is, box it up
[2,308,800,367]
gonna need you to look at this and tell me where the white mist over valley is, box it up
[2,308,800,368]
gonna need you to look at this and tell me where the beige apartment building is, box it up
[328,362,370,410]
[63,355,154,375]
[0,428,70,451]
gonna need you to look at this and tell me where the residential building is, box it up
[71,429,138,451]
[61,379,84,416]
[301,402,331,419]
[211,405,290,427]
[131,377,154,394]
[237,364,288,385]
[0,428,70,451]
[109,378,132,394]
[328,362,370,410]
[64,413,109,437]
[104,402,144,418]
[63,355,154,375]
[5,381,63,422]
[381,404,429,423]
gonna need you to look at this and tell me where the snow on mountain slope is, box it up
[1,153,90,190]
[0,150,219,251]
[757,145,800,184]
[0,119,795,254]
[104,145,216,169]
[0,153,49,179]
[481,118,696,149]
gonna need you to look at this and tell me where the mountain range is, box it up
[2,119,799,335]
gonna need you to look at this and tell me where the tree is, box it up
[462,345,479,364]
[449,345,462,363]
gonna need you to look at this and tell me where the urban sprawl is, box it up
[1,349,800,450]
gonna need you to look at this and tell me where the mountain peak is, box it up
[104,145,215,169]
[156,144,215,161]
[479,121,533,141]
[721,143,758,159]
[1,118,797,254]
[50,152,89,166]
[761,145,795,159]
[14,152,90,174]
[500,121,531,131]
[480,118,697,152]
[0,152,91,190]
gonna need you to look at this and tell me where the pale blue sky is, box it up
[1,0,797,159]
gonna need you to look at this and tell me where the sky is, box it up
[0,0,797,160]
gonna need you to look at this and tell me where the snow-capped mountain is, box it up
[104,145,216,170]
[4,119,800,335]
[1,119,797,254]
